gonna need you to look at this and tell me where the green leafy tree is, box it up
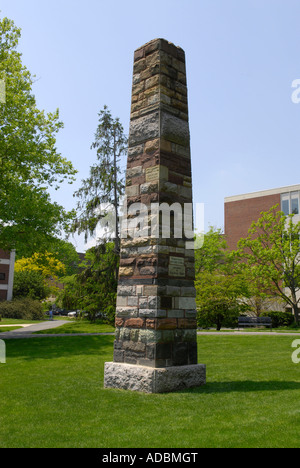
[57,242,118,323]
[237,206,300,324]
[195,227,228,274]
[56,274,83,311]
[13,270,49,300]
[0,16,76,255]
[48,239,80,277]
[76,242,118,324]
[73,106,127,258]
[195,228,247,330]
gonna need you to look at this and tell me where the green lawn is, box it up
[0,318,41,325]
[0,335,300,448]
[0,326,23,333]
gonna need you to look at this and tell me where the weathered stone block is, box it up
[167,309,184,318]
[175,297,197,309]
[140,182,158,194]
[116,307,138,318]
[127,296,139,307]
[118,266,134,277]
[144,138,159,153]
[127,165,143,178]
[160,112,190,147]
[116,296,127,307]
[104,362,206,393]
[129,112,160,146]
[125,185,140,197]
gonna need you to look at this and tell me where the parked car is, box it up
[67,311,77,317]
[57,308,68,316]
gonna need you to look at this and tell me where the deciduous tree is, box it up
[195,228,247,330]
[0,16,76,254]
[237,206,300,324]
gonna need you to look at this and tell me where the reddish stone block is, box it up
[146,319,157,329]
[157,318,177,330]
[120,258,136,266]
[134,48,145,62]
[124,318,145,328]
[115,318,124,327]
[178,319,197,329]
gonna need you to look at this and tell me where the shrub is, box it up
[261,310,294,328]
[0,298,44,320]
[197,308,240,330]
[13,270,49,300]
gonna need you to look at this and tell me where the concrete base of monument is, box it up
[104,362,206,393]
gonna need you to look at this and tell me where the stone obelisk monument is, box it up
[104,38,206,393]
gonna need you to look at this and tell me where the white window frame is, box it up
[281,191,300,216]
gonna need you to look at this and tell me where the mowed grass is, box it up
[34,319,115,335]
[0,326,23,333]
[0,335,300,448]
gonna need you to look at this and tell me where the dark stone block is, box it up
[113,349,124,363]
[156,342,172,360]
[188,342,198,365]
[173,342,189,366]
[146,344,155,360]
[114,340,123,350]
[160,296,173,309]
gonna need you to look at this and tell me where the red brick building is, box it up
[0,249,16,301]
[224,184,300,250]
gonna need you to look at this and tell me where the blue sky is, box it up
[1,0,300,251]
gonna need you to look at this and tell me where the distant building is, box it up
[224,184,300,250]
[0,249,16,301]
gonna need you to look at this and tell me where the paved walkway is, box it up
[0,320,299,339]
[197,331,300,336]
[0,320,72,339]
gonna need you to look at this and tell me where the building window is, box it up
[291,192,299,214]
[281,196,289,216]
[281,192,300,215]
[0,273,5,281]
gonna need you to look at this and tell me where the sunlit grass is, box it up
[0,335,299,448]
[34,319,115,335]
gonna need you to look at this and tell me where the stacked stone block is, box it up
[104,38,206,392]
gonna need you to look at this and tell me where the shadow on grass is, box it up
[184,380,300,394]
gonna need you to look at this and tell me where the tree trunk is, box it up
[292,303,299,324]
[216,314,222,331]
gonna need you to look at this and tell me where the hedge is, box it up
[0,298,44,320]
[261,310,294,328]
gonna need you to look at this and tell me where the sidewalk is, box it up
[197,330,300,336]
[0,320,299,339]
[0,320,71,339]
